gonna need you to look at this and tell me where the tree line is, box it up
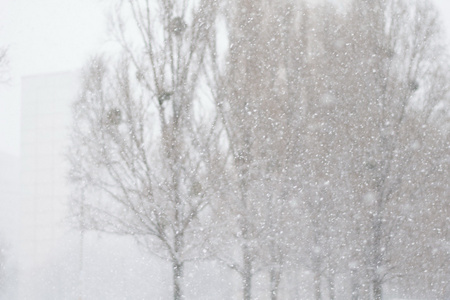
[69,0,450,299]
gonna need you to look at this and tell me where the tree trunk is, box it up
[270,267,281,300]
[243,245,252,300]
[350,268,359,300]
[371,197,383,300]
[328,274,335,300]
[173,261,184,300]
[373,280,382,300]
[314,271,321,300]
[269,240,282,300]
[313,252,322,300]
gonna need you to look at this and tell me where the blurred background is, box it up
[0,0,449,299]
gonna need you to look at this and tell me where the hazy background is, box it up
[0,0,450,156]
[0,0,109,156]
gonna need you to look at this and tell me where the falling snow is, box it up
[0,0,449,299]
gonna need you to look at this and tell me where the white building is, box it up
[19,71,80,299]
[0,152,20,237]
[0,151,20,299]
[18,71,166,300]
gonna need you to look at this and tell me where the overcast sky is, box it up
[0,0,450,156]
[0,0,110,156]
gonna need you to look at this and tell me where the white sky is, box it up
[0,0,110,156]
[0,0,450,156]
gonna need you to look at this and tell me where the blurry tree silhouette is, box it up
[68,1,220,299]
[207,1,306,298]
[69,0,450,299]
[0,47,8,83]
[214,0,450,299]
[290,0,450,298]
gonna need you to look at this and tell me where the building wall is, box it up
[18,71,162,300]
[17,71,228,300]
[0,152,20,298]
[0,152,19,239]
[19,71,80,299]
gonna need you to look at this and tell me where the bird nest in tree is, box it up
[135,70,145,82]
[106,108,122,125]
[170,17,187,36]
[408,80,419,92]
[158,91,173,105]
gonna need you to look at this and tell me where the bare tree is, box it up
[69,0,449,298]
[311,0,450,298]
[69,1,220,299]
[207,1,305,299]
[0,47,8,83]
[289,1,450,299]
[215,1,450,299]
